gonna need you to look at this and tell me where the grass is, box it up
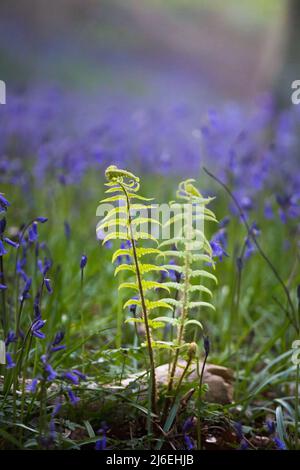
[0,164,299,450]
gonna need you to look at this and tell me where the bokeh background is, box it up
[0,0,296,104]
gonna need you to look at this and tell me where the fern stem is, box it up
[120,182,157,416]
[163,251,190,419]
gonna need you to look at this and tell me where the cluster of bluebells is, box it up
[210,216,229,262]
[95,423,108,451]
[234,422,249,450]
[266,419,287,450]
[182,417,195,450]
[27,330,86,406]
[1,88,300,230]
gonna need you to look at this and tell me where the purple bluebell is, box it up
[52,331,65,346]
[234,422,244,441]
[72,369,87,381]
[67,389,80,405]
[49,331,66,352]
[184,434,194,450]
[31,319,46,339]
[63,372,80,384]
[210,227,228,262]
[0,240,8,256]
[21,277,32,300]
[80,255,88,270]
[266,419,275,434]
[95,424,108,450]
[44,278,53,294]
[28,225,38,243]
[3,237,19,248]
[26,378,39,393]
[5,331,17,346]
[45,363,57,381]
[0,218,6,234]
[129,296,139,315]
[264,202,274,220]
[182,417,194,434]
[273,437,287,450]
[52,400,62,417]
[244,238,255,259]
[239,439,249,450]
[203,336,210,356]
[240,196,253,212]
[5,352,16,369]
[276,193,300,224]
[0,194,10,212]
[35,217,48,223]
[0,283,7,290]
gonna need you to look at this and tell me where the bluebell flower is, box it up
[49,331,65,352]
[0,240,8,256]
[63,372,80,384]
[234,422,244,440]
[203,336,210,356]
[264,202,274,220]
[240,439,249,450]
[26,378,39,393]
[95,424,108,450]
[182,417,194,434]
[273,437,287,450]
[80,255,87,270]
[67,389,80,405]
[266,419,275,434]
[0,217,6,235]
[34,295,42,320]
[0,194,10,212]
[276,193,300,224]
[210,227,228,262]
[44,278,53,294]
[184,434,194,450]
[21,277,32,301]
[72,369,87,380]
[128,295,139,315]
[52,400,62,417]
[3,237,19,248]
[219,216,230,228]
[35,217,48,223]
[6,352,16,369]
[38,257,51,276]
[52,331,65,345]
[28,223,38,243]
[45,363,57,381]
[0,283,7,290]
[210,241,227,261]
[5,331,17,346]
[31,319,46,339]
[244,238,255,259]
[240,196,253,212]
[49,419,56,441]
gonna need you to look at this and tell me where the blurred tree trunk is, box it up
[274,0,300,108]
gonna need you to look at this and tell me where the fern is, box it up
[160,179,218,415]
[99,165,170,415]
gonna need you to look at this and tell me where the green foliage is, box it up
[160,179,218,349]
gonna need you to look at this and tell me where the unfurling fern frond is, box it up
[160,178,218,416]
[99,165,169,415]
